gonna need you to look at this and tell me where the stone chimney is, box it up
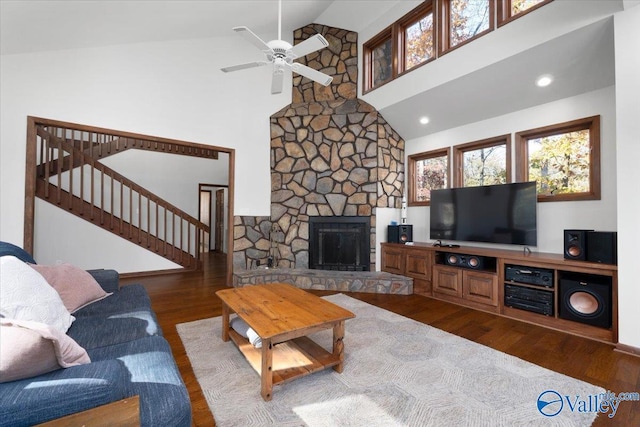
[233,24,405,271]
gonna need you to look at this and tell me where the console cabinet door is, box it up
[405,249,432,295]
[381,245,405,275]
[433,265,463,297]
[463,270,498,306]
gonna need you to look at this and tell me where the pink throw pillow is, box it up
[29,263,112,313]
[0,318,90,383]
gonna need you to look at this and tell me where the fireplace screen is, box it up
[309,217,370,271]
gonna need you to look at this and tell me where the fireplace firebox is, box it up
[309,216,370,271]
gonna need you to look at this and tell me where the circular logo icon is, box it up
[537,390,563,417]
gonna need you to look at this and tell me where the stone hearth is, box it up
[233,24,405,274]
[233,268,413,295]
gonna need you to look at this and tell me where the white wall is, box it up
[614,4,640,348]
[1,36,288,271]
[404,86,617,254]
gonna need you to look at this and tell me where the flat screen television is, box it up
[430,182,537,246]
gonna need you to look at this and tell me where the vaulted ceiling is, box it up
[1,1,619,140]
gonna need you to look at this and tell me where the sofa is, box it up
[0,242,191,426]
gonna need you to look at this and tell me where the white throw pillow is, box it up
[0,256,75,333]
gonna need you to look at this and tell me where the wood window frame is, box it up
[515,115,601,202]
[363,27,394,93]
[438,0,495,56]
[497,0,554,27]
[408,147,451,206]
[397,1,437,76]
[363,1,435,93]
[453,134,512,187]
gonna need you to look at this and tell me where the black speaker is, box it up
[563,229,592,260]
[388,225,413,244]
[444,252,485,270]
[586,231,617,265]
[559,274,612,329]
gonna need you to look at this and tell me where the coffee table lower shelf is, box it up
[228,329,340,386]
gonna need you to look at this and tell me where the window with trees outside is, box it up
[515,116,601,202]
[363,0,553,93]
[364,2,434,91]
[454,135,511,187]
[408,148,450,206]
[498,0,553,26]
[442,0,493,52]
[402,2,435,72]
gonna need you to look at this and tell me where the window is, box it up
[454,135,511,187]
[408,148,450,206]
[371,33,393,88]
[515,116,601,202]
[498,0,553,26]
[363,0,553,93]
[364,2,434,92]
[440,0,494,53]
[400,2,435,73]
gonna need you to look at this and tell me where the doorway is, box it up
[199,184,228,253]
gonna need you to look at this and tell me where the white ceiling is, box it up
[0,0,618,140]
[0,0,335,55]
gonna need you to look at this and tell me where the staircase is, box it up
[31,120,216,270]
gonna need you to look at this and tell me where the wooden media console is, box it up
[381,242,618,343]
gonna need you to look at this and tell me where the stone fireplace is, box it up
[233,24,405,272]
[309,216,370,271]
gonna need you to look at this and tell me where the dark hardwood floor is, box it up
[122,252,639,427]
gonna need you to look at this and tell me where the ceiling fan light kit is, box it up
[220,1,333,94]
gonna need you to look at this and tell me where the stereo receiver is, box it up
[505,265,553,288]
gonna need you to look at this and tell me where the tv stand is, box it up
[380,242,618,344]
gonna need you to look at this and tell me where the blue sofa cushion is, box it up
[89,336,191,427]
[74,284,151,317]
[0,242,36,264]
[69,309,161,349]
[0,360,127,427]
[87,269,120,294]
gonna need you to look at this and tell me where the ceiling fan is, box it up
[220,0,333,94]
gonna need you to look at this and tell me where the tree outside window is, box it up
[516,116,601,202]
[511,0,547,15]
[409,149,450,206]
[405,12,434,71]
[498,0,553,26]
[449,0,491,48]
[454,135,511,187]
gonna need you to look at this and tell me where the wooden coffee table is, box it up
[216,283,355,401]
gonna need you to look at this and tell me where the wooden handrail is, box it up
[38,126,209,232]
[35,124,209,268]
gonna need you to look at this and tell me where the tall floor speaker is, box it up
[388,225,413,243]
[559,273,612,329]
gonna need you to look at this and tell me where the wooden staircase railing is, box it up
[33,123,211,270]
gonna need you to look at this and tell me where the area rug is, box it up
[177,294,603,426]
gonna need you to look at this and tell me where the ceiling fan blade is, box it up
[221,61,269,73]
[289,34,329,59]
[290,63,333,86]
[233,26,272,53]
[271,68,284,94]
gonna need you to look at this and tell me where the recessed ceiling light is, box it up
[419,116,430,125]
[536,74,553,87]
